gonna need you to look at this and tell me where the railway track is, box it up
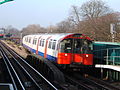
[0,41,58,90]
[65,71,120,90]
[1,40,120,90]
[86,76,120,90]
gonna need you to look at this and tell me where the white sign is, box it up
[110,23,116,34]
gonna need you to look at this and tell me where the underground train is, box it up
[22,33,93,66]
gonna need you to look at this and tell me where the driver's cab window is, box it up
[74,39,82,53]
[81,39,92,54]
[60,39,71,53]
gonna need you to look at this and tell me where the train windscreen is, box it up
[60,38,92,54]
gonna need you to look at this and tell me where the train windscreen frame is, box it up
[60,38,92,54]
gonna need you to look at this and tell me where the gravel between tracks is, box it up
[1,40,28,58]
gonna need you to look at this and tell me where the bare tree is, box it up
[56,19,75,33]
[80,0,112,19]
[79,0,113,33]
[69,6,81,25]
[68,0,120,41]
[21,24,47,36]
[77,12,120,41]
[47,25,58,33]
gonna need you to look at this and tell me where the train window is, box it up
[48,39,52,49]
[74,39,82,53]
[26,37,28,42]
[39,39,41,46]
[74,39,92,54]
[56,44,58,50]
[26,38,27,42]
[25,38,27,42]
[27,38,28,42]
[60,39,72,53]
[42,39,45,47]
[25,38,26,42]
[40,39,42,46]
[34,39,37,45]
[52,41,56,50]
[29,38,31,43]
[28,37,29,42]
[32,39,34,44]
[32,38,37,45]
[39,39,44,47]
[33,39,35,44]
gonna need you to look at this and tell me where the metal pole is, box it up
[101,67,103,79]
[112,34,115,42]
[20,33,22,45]
[113,49,115,65]
[106,49,109,79]
[106,49,109,65]
[110,23,116,42]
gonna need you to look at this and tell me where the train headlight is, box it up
[65,54,67,56]
[86,54,89,57]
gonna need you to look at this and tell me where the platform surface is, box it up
[95,64,120,72]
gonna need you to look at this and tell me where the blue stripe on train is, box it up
[32,49,36,53]
[38,51,57,62]
[38,51,44,57]
[23,44,32,51]
[47,54,57,62]
[23,44,57,62]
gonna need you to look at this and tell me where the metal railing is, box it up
[93,48,120,65]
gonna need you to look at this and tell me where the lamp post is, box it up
[20,32,22,45]
[110,23,116,42]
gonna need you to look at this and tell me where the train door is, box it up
[44,36,52,58]
[62,38,84,64]
[31,36,36,52]
[73,39,93,65]
[36,36,42,55]
[72,39,83,63]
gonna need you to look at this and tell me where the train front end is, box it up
[57,34,93,66]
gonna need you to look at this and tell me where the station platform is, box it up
[95,64,120,72]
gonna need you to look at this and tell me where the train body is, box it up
[0,29,4,38]
[0,34,4,38]
[22,33,93,66]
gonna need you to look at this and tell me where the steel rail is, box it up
[0,41,58,90]
[0,43,43,90]
[86,76,120,90]
[65,75,94,90]
[0,49,25,90]
[10,47,58,90]
[73,73,120,90]
[6,50,43,89]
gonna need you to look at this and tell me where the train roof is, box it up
[23,33,91,41]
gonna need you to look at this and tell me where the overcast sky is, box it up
[0,0,119,30]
